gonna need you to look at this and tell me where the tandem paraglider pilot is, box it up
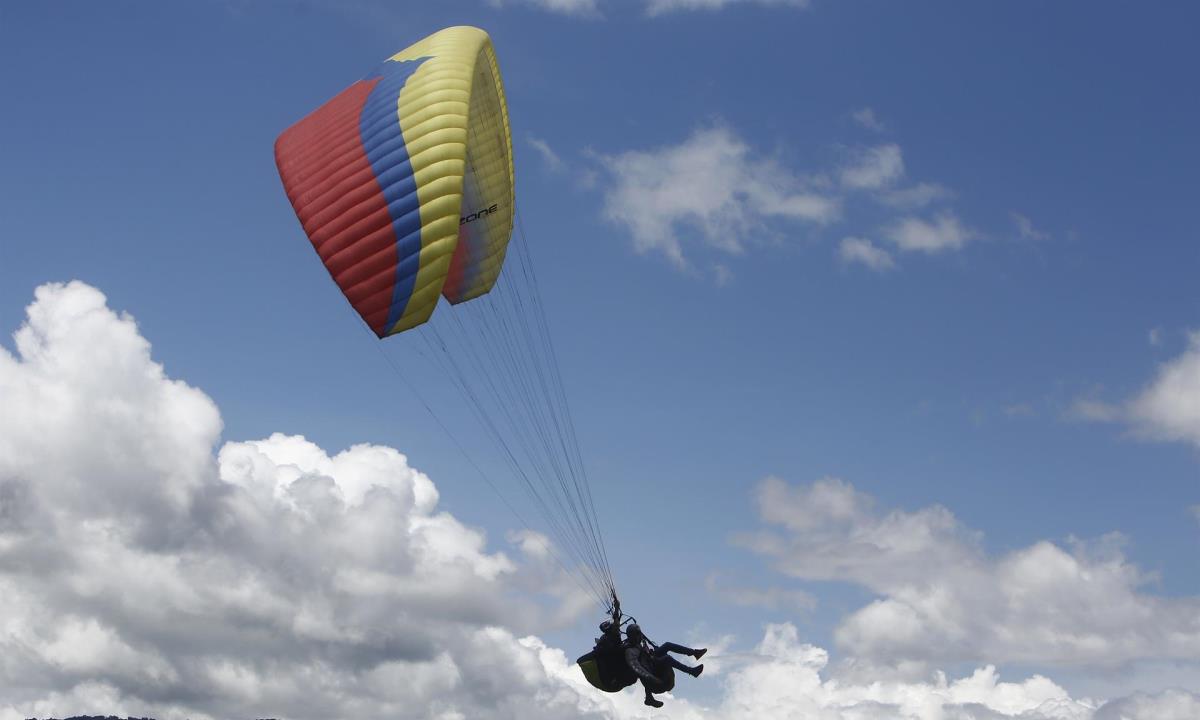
[576,620,636,695]
[577,617,705,709]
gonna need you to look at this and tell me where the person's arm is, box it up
[625,647,658,683]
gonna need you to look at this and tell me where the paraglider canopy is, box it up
[275,25,515,337]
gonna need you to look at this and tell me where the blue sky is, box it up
[1,1,1198,718]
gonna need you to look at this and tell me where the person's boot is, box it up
[684,663,704,677]
[693,648,707,660]
[644,694,664,708]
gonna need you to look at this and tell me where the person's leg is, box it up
[656,642,694,656]
[656,642,707,660]
[643,685,663,708]
[666,657,703,676]
[651,648,704,677]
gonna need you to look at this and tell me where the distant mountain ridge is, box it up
[24,716,156,720]
[26,717,280,720]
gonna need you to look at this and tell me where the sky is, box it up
[1,1,1199,718]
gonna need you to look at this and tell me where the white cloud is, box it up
[879,182,954,209]
[486,0,600,17]
[0,281,1194,720]
[1128,331,1200,448]
[1094,690,1200,720]
[596,125,838,268]
[1070,332,1200,452]
[0,281,593,720]
[528,135,565,172]
[645,0,810,17]
[852,107,886,132]
[509,528,554,559]
[1149,327,1163,347]
[1012,212,1051,242]
[839,236,896,272]
[840,144,905,190]
[697,624,1103,720]
[1070,332,1200,449]
[736,477,1200,673]
[593,122,976,275]
[884,212,973,253]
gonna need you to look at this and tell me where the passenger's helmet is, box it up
[625,623,643,640]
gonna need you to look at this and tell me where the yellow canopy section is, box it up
[388,25,516,333]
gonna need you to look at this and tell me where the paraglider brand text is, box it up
[460,203,499,225]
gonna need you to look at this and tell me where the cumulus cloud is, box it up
[840,144,905,190]
[687,624,1102,720]
[1069,333,1200,451]
[645,0,810,16]
[884,212,973,253]
[735,476,1200,673]
[595,125,838,268]
[0,281,593,720]
[839,236,895,272]
[592,117,977,277]
[1094,690,1200,720]
[1128,331,1200,448]
[670,625,1198,719]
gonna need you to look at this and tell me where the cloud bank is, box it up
[0,281,590,720]
[1,282,1194,719]
[736,477,1200,674]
